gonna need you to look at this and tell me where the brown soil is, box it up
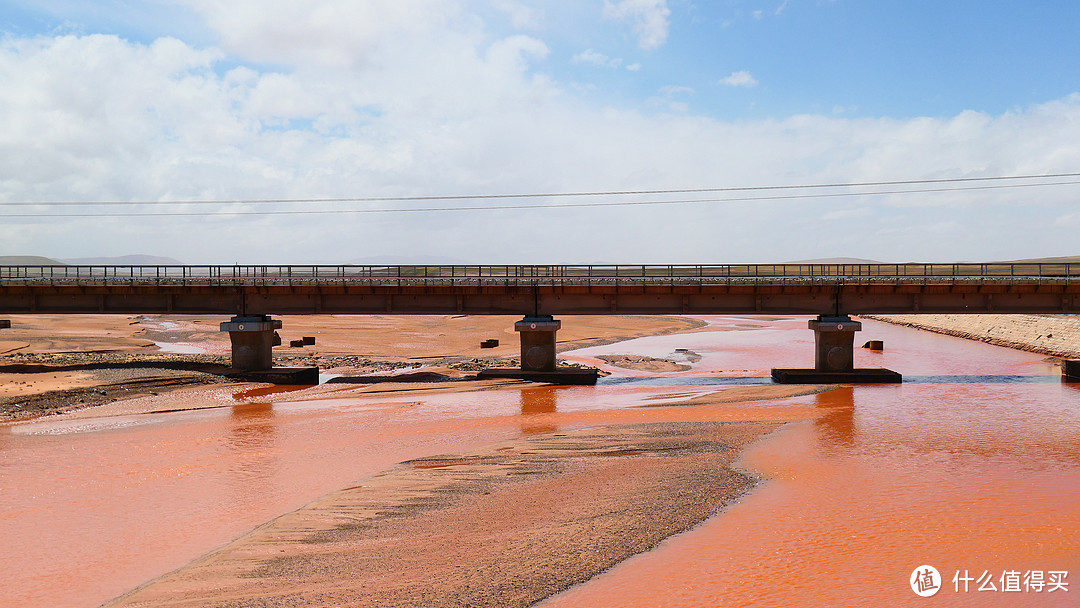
[0,314,702,421]
[103,421,777,608]
[598,354,692,372]
[640,384,835,407]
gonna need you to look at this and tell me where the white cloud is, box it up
[572,49,622,68]
[180,0,465,68]
[602,0,671,50]
[3,11,1080,264]
[626,62,642,71]
[659,85,694,97]
[490,0,542,29]
[720,70,759,88]
[647,85,694,112]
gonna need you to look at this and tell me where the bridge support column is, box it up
[516,315,561,372]
[220,315,282,371]
[771,315,902,384]
[811,315,861,372]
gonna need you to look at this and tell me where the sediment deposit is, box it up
[865,313,1080,359]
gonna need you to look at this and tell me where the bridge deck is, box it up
[2,264,1079,315]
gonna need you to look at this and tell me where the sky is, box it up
[2,0,1080,264]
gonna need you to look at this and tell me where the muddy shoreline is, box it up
[0,313,704,422]
[865,313,1080,360]
[104,421,777,608]
[1,313,800,607]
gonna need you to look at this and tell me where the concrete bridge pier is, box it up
[516,315,561,372]
[810,315,862,372]
[218,315,317,384]
[772,315,902,384]
[476,315,597,384]
[220,315,282,371]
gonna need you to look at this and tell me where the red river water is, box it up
[2,316,1078,607]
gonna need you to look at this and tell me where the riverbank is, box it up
[104,419,779,608]
[1,313,831,607]
[865,313,1080,359]
[0,314,705,421]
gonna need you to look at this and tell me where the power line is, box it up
[2,179,1078,218]
[1,171,1079,208]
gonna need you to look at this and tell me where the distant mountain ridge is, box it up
[0,255,66,265]
[60,255,184,265]
[785,257,884,264]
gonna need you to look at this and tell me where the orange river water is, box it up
[2,316,1079,607]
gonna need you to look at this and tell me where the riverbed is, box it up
[2,316,1078,606]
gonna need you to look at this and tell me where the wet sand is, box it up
[104,420,777,608]
[0,313,705,421]
[18,312,1071,607]
[1,313,818,607]
[867,313,1080,359]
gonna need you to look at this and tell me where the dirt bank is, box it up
[597,354,692,372]
[103,420,777,608]
[0,313,705,421]
[865,313,1080,359]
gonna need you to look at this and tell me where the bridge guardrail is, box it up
[1,263,1078,284]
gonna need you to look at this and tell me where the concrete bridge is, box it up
[2,263,1079,383]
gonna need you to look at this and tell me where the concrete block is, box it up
[771,368,902,384]
[1064,360,1080,380]
[477,367,597,385]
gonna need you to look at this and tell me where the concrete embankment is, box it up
[864,314,1080,359]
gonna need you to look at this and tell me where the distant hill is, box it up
[1006,255,1080,264]
[0,255,66,265]
[349,255,467,265]
[786,257,884,264]
[60,255,184,265]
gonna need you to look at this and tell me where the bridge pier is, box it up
[476,315,597,384]
[811,315,861,372]
[218,315,318,384]
[772,315,902,384]
[220,315,282,371]
[516,315,561,372]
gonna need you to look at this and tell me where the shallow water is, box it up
[2,316,1078,606]
[541,320,1080,607]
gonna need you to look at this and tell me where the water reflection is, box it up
[904,374,1061,384]
[519,386,559,435]
[225,402,278,492]
[232,384,313,401]
[813,386,855,451]
[600,376,774,387]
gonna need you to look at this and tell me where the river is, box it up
[1,316,1078,606]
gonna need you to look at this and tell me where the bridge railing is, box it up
[2,263,1079,283]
